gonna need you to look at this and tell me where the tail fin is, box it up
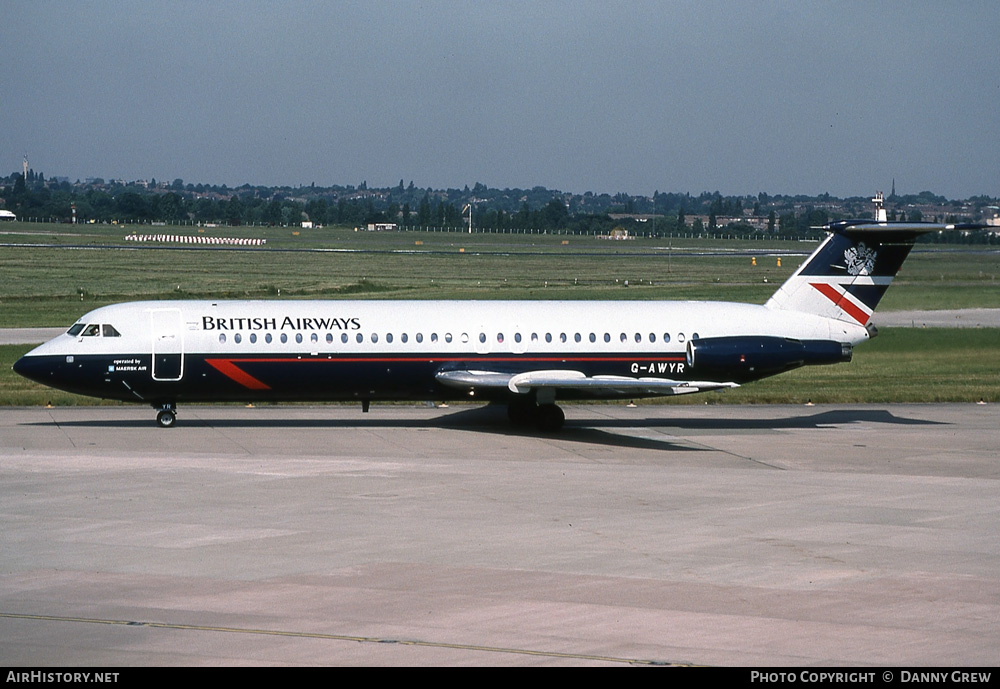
[765,221,983,326]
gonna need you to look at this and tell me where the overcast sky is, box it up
[4,1,997,198]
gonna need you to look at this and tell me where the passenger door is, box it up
[150,308,184,381]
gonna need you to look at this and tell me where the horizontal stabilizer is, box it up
[827,221,990,235]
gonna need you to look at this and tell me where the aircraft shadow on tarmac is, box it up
[25,405,946,453]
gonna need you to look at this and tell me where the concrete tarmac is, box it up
[1,403,998,666]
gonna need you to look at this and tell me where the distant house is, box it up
[366,223,397,231]
[0,210,16,221]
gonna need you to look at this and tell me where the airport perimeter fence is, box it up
[396,224,815,242]
[6,215,809,241]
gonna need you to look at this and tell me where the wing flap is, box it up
[435,368,738,397]
[509,370,738,395]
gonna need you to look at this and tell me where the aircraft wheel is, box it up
[507,399,536,427]
[156,409,177,428]
[536,404,565,432]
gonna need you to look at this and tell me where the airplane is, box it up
[13,214,988,431]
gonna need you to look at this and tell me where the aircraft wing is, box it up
[435,369,738,397]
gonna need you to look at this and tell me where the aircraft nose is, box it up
[12,354,42,384]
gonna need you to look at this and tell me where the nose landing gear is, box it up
[153,402,177,428]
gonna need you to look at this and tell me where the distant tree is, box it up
[227,195,243,225]
[542,199,568,228]
[418,194,431,225]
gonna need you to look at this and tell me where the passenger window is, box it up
[545,333,552,343]
[311,333,318,343]
[692,332,700,340]
[219,333,226,344]
[102,324,121,337]
[589,333,596,343]
[356,333,363,343]
[401,333,408,343]
[445,333,452,343]
[479,333,486,343]
[430,333,438,343]
[341,333,348,344]
[235,333,242,344]
[620,333,627,342]
[417,333,424,343]
[387,333,394,343]
[67,324,85,336]
[280,333,288,344]
[514,333,522,343]
[649,333,656,342]
[371,333,379,343]
[604,333,610,343]
[497,333,504,343]
[560,333,567,343]
[326,333,333,344]
[663,333,671,343]
[678,333,686,343]
[250,333,257,344]
[461,333,469,343]
[295,333,303,344]
[634,333,641,343]
[531,333,538,342]
[266,333,273,344]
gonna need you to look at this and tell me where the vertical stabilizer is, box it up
[764,225,914,325]
[766,220,987,325]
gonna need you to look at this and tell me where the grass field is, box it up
[2,221,998,327]
[2,221,997,406]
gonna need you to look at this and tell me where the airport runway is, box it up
[1,402,998,666]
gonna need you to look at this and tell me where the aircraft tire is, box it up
[507,399,536,427]
[536,404,565,432]
[156,409,177,428]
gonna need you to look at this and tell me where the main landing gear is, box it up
[507,398,565,432]
[153,402,177,428]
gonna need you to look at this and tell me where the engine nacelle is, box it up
[686,336,852,382]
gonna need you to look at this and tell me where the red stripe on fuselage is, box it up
[208,355,686,364]
[205,358,272,390]
[809,283,870,325]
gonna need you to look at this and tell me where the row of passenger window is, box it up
[217,331,699,345]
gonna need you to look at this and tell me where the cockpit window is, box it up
[82,324,101,337]
[67,323,85,336]
[102,324,121,337]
